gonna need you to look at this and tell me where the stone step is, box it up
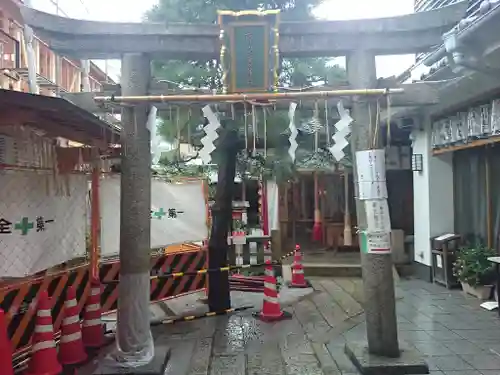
[303,263,362,277]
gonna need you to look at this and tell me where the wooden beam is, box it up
[61,82,440,115]
[432,137,500,155]
[0,107,107,147]
[94,88,405,104]
[425,71,500,118]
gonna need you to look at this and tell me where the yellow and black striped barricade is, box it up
[99,246,208,312]
[101,249,295,285]
[150,305,254,327]
[0,263,90,369]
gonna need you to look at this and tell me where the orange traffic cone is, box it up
[287,245,311,288]
[82,279,104,349]
[253,260,292,322]
[25,291,62,375]
[59,286,87,366]
[0,309,14,375]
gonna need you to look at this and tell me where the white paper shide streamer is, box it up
[200,105,221,164]
[147,106,162,165]
[288,102,298,162]
[328,101,353,161]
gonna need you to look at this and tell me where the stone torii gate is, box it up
[20,3,466,374]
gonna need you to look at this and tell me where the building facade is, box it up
[410,1,500,281]
[415,0,482,15]
[0,0,112,93]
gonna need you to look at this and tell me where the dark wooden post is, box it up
[208,127,239,311]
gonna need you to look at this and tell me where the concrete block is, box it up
[78,344,171,375]
[344,343,429,375]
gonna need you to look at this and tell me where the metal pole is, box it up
[93,88,404,104]
[81,59,91,92]
[114,53,154,364]
[54,0,61,97]
[22,0,38,94]
[90,162,100,281]
[347,50,399,357]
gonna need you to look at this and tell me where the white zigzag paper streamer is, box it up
[288,102,298,162]
[200,105,221,164]
[328,101,353,161]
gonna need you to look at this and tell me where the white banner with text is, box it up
[100,176,207,257]
[0,171,87,277]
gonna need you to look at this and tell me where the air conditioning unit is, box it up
[0,134,17,165]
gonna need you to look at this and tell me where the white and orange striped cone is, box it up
[81,279,104,350]
[287,245,311,288]
[253,260,292,322]
[25,291,62,375]
[59,286,87,367]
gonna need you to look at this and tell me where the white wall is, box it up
[412,118,454,266]
[412,127,431,265]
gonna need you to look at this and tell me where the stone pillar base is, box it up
[344,343,429,375]
[78,344,171,375]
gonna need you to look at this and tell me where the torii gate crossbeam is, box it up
[20,2,467,59]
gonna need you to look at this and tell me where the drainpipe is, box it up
[81,60,90,92]
[54,0,61,97]
[22,0,38,94]
[423,2,500,67]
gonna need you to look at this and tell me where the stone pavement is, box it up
[116,278,500,375]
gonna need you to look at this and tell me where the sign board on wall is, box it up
[99,176,208,257]
[360,231,391,254]
[0,172,87,277]
[365,199,391,233]
[356,149,392,255]
[356,149,388,200]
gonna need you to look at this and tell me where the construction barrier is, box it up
[0,266,90,353]
[0,246,207,368]
[102,249,294,284]
[151,305,254,326]
[100,249,207,311]
[229,274,265,292]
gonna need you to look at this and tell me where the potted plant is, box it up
[453,244,496,299]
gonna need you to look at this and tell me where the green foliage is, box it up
[298,148,352,170]
[155,145,347,185]
[155,105,354,183]
[145,0,350,181]
[152,60,221,91]
[157,103,345,147]
[145,0,321,23]
[154,152,215,182]
[151,58,346,92]
[235,147,350,183]
[281,59,347,87]
[235,152,294,182]
[453,244,496,287]
[156,107,202,144]
[232,219,246,231]
[145,0,346,91]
